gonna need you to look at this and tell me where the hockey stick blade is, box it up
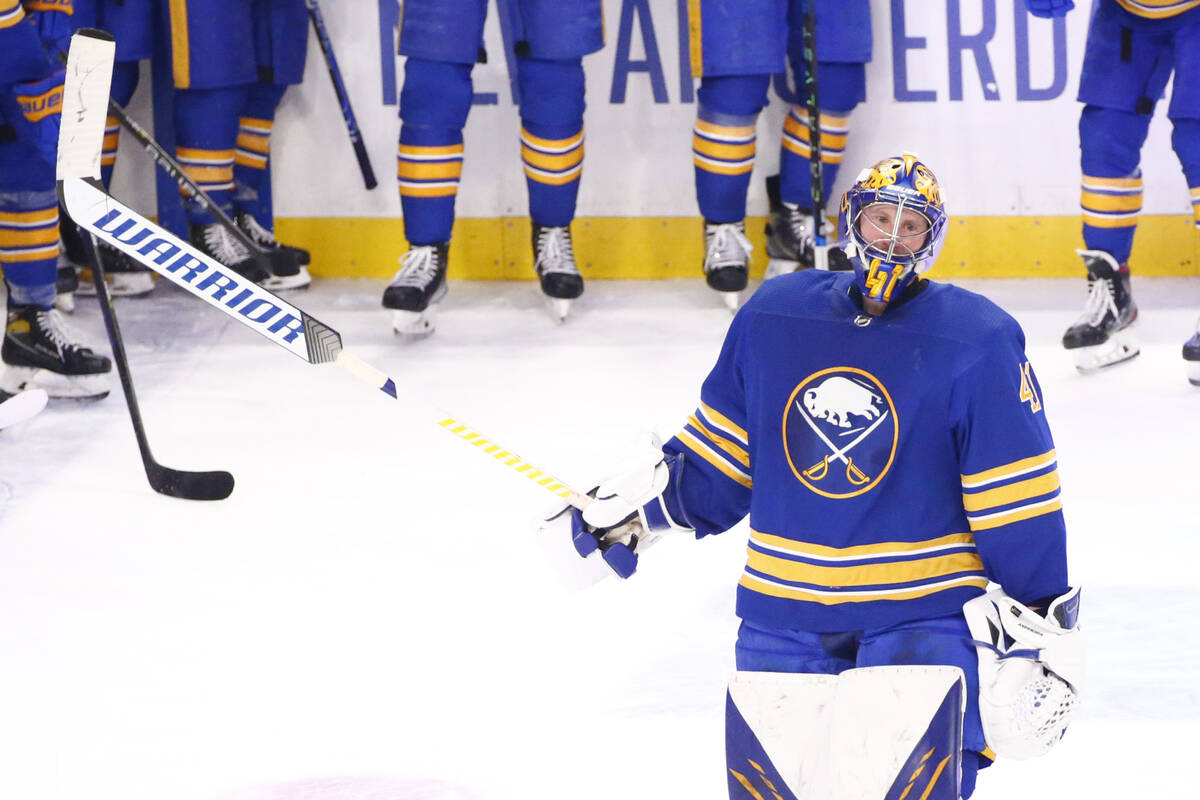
[145,462,235,501]
[62,177,589,509]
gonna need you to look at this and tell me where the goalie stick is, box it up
[52,50,276,280]
[63,177,587,509]
[306,0,378,190]
[59,29,235,501]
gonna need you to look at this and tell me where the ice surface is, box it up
[1,277,1197,799]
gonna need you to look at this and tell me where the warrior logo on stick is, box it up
[783,368,898,498]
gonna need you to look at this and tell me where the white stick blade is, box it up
[57,30,116,181]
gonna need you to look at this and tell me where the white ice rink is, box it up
[1,276,1198,800]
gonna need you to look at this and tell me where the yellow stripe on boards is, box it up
[271,215,1200,280]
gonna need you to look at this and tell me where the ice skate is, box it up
[532,223,583,323]
[382,243,448,339]
[1,303,111,400]
[1062,249,1139,373]
[236,211,312,291]
[1183,318,1200,386]
[76,241,155,298]
[189,221,271,285]
[764,201,814,279]
[703,220,751,311]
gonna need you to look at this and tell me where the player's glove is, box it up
[963,587,1083,759]
[14,69,65,166]
[540,434,693,581]
[1024,0,1073,18]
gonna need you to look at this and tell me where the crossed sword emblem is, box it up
[797,400,890,486]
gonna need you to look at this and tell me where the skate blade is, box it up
[764,258,800,280]
[392,309,436,340]
[0,366,110,400]
[259,267,312,292]
[545,297,572,324]
[54,292,75,313]
[722,290,741,313]
[1072,329,1140,374]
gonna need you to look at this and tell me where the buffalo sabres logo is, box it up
[783,368,898,498]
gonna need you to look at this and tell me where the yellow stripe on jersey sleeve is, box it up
[968,497,1063,532]
[961,449,1056,488]
[687,414,749,467]
[699,401,748,444]
[962,471,1060,513]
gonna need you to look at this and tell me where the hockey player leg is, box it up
[1068,106,1150,372]
[388,58,473,338]
[694,75,770,308]
[517,56,587,322]
[727,666,966,800]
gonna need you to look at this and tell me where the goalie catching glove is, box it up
[542,434,693,579]
[963,586,1083,760]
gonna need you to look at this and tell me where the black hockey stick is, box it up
[53,50,275,279]
[79,208,234,500]
[800,5,829,270]
[306,0,378,189]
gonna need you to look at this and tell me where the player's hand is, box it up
[32,5,74,56]
[1024,0,1073,18]
[15,69,64,166]
[539,434,692,579]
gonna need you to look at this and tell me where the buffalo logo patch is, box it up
[783,368,898,498]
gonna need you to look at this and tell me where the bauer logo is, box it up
[89,208,307,348]
[782,368,898,499]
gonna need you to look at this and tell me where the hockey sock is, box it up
[100,60,141,188]
[397,59,473,247]
[1170,118,1200,233]
[0,194,58,309]
[173,85,251,225]
[1079,105,1151,263]
[233,82,288,229]
[778,106,851,211]
[515,56,586,228]
[693,75,769,223]
[778,60,864,209]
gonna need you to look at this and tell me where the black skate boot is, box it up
[532,223,584,322]
[382,242,449,338]
[1,302,111,399]
[703,220,751,310]
[235,211,311,291]
[1183,319,1200,386]
[1062,249,1139,373]
[189,221,271,284]
[764,174,812,279]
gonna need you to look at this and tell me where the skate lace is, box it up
[36,309,83,356]
[204,223,251,264]
[241,215,278,247]
[534,226,579,276]
[389,246,440,288]
[1078,276,1117,327]
[704,223,753,272]
[782,203,811,242]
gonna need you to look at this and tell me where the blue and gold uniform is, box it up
[157,0,307,235]
[396,0,603,247]
[688,0,871,224]
[1077,0,1200,262]
[659,269,1067,797]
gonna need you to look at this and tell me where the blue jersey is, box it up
[662,271,1069,634]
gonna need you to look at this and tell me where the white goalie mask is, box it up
[962,587,1083,760]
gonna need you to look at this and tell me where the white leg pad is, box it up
[727,665,966,800]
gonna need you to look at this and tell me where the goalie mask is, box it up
[838,154,948,306]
